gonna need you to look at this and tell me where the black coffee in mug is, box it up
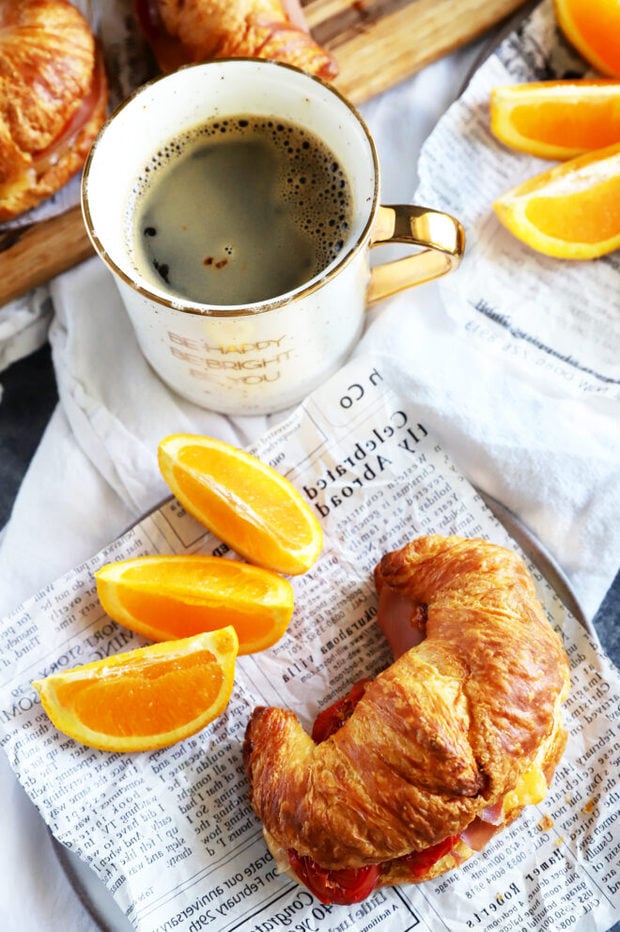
[128,115,353,305]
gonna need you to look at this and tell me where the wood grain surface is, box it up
[0,0,528,307]
[309,0,527,104]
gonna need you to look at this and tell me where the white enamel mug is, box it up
[82,59,465,415]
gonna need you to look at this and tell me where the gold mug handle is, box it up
[367,204,466,305]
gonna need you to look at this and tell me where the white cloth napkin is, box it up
[0,289,53,375]
[1,41,619,932]
[0,44,485,614]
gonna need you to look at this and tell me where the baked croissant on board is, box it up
[134,0,338,79]
[0,0,108,222]
[244,535,571,904]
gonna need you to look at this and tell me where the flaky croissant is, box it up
[244,535,570,903]
[0,0,108,222]
[134,0,338,80]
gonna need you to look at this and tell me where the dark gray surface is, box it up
[2,342,617,669]
[0,341,58,524]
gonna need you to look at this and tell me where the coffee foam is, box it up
[126,116,352,300]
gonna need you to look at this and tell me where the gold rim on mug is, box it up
[81,58,464,318]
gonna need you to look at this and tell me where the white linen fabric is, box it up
[0,39,618,932]
[0,289,53,375]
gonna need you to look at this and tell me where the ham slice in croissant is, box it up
[0,0,108,222]
[243,535,570,903]
[134,0,338,80]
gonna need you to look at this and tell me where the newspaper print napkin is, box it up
[415,0,620,402]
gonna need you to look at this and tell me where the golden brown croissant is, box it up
[244,535,570,903]
[134,0,338,80]
[0,0,108,222]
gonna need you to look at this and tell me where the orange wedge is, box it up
[493,142,620,258]
[158,434,323,576]
[95,554,294,654]
[32,628,238,752]
[490,80,620,159]
[555,0,620,78]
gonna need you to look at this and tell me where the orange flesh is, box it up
[119,556,282,599]
[558,0,620,75]
[118,587,277,641]
[54,651,222,737]
[511,100,620,148]
[158,434,323,575]
[177,447,295,534]
[525,175,620,241]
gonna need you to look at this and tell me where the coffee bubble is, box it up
[127,115,353,305]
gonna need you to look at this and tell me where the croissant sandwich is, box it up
[0,0,108,222]
[134,0,338,80]
[244,535,571,905]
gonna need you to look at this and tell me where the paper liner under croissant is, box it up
[242,535,570,900]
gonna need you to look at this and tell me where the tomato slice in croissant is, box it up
[289,684,461,903]
[311,678,372,744]
[287,851,380,905]
[398,835,460,879]
[244,535,571,904]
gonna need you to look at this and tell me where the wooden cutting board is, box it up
[0,0,527,307]
[310,0,528,104]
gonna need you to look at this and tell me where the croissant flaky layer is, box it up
[243,535,570,893]
[137,0,338,79]
[0,0,108,221]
